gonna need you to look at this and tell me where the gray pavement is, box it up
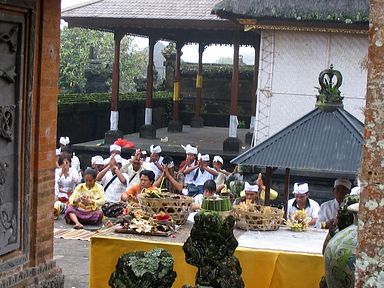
[54,238,89,288]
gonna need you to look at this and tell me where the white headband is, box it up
[213,156,223,164]
[199,154,209,161]
[293,183,309,194]
[91,155,104,165]
[110,144,121,153]
[59,136,70,146]
[334,179,352,190]
[150,145,162,154]
[181,144,198,155]
[244,182,258,192]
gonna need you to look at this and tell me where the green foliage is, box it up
[57,91,172,105]
[60,27,147,93]
[216,57,233,65]
[181,63,254,79]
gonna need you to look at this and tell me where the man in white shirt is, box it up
[287,182,320,226]
[192,154,216,195]
[143,145,163,180]
[121,149,144,188]
[96,154,129,203]
[316,178,352,229]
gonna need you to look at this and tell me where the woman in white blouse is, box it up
[55,154,80,203]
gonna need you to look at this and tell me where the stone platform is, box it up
[72,126,251,169]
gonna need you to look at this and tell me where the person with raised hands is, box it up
[143,144,164,180]
[153,156,184,194]
[96,154,128,203]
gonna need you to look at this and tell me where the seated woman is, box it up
[55,153,80,203]
[64,168,105,229]
[120,170,155,202]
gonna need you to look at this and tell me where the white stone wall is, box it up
[254,30,368,144]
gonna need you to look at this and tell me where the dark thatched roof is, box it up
[212,0,369,26]
[231,107,364,176]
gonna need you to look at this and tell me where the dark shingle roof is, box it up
[62,0,222,21]
[231,108,364,175]
[212,0,369,25]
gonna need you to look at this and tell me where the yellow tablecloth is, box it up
[90,235,324,288]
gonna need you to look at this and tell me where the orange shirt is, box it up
[121,183,141,202]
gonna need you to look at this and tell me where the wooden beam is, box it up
[111,31,123,111]
[194,43,205,117]
[283,168,290,219]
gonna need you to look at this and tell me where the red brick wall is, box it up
[28,0,61,267]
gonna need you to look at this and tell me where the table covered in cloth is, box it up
[89,224,328,288]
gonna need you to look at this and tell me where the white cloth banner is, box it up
[229,115,238,138]
[110,111,119,131]
[145,108,152,125]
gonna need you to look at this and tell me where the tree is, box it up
[60,27,147,93]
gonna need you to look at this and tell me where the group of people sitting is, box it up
[54,140,237,229]
[54,136,357,231]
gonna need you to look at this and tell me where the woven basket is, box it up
[233,205,284,231]
[138,193,193,225]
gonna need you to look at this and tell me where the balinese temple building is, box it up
[212,0,369,146]
[61,0,260,152]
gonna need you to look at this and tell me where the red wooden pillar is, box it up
[191,43,205,127]
[355,0,384,286]
[223,35,241,152]
[168,41,183,132]
[140,36,157,138]
[105,31,123,144]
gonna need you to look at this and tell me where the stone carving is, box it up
[0,161,17,251]
[0,26,18,53]
[183,211,244,288]
[315,65,344,111]
[0,66,16,84]
[109,248,177,288]
[0,105,15,141]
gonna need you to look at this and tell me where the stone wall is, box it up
[58,98,171,144]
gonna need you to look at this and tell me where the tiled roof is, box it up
[62,0,223,21]
[231,107,364,175]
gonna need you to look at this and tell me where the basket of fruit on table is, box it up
[233,200,284,231]
[138,187,193,225]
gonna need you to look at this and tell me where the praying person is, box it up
[143,145,163,180]
[153,156,184,194]
[64,168,105,229]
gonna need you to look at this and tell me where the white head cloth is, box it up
[91,155,104,165]
[213,156,223,164]
[181,144,198,155]
[200,154,210,162]
[293,183,309,194]
[114,155,123,164]
[150,145,162,154]
[334,178,352,190]
[59,136,70,146]
[244,182,259,192]
[110,144,121,153]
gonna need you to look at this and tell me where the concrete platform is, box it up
[73,126,252,168]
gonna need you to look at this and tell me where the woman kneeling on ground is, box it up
[65,168,105,229]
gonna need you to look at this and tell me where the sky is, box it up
[61,0,255,64]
